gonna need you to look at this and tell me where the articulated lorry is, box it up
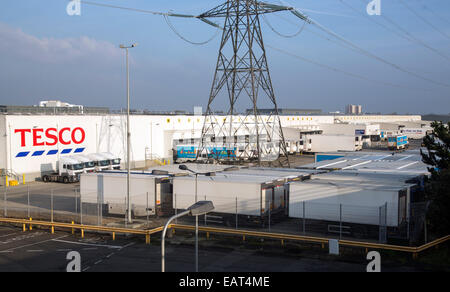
[42,157,84,183]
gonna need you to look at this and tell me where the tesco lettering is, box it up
[15,127,86,147]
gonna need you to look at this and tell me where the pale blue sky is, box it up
[0,0,449,114]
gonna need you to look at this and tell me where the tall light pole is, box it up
[120,43,137,224]
[162,201,214,272]
[179,165,215,272]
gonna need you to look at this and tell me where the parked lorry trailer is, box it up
[288,172,414,228]
[388,135,409,150]
[301,134,362,153]
[172,173,289,226]
[80,172,172,217]
[41,157,84,183]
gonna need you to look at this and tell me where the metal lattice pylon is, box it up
[197,0,290,166]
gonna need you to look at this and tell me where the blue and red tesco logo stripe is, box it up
[15,148,85,158]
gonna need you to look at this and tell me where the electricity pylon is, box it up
[197,0,300,167]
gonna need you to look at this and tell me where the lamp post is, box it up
[178,165,216,272]
[120,43,137,224]
[161,201,214,272]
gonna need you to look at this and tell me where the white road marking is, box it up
[27,250,44,253]
[0,251,13,254]
[316,160,348,169]
[374,155,392,161]
[120,242,136,250]
[82,266,91,272]
[0,233,19,238]
[342,160,372,170]
[1,235,68,252]
[397,161,419,170]
[397,155,413,161]
[106,253,115,258]
[52,239,122,249]
[94,260,103,265]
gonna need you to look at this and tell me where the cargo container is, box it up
[288,172,415,228]
[172,174,288,226]
[301,134,362,153]
[387,135,409,150]
[80,172,172,217]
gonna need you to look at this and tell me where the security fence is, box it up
[0,185,427,244]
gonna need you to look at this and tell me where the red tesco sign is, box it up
[15,127,86,147]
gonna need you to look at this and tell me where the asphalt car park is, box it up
[0,224,427,272]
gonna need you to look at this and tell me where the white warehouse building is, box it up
[0,113,422,181]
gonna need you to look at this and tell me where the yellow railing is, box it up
[0,217,448,257]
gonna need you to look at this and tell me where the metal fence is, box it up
[0,185,425,244]
[172,192,395,243]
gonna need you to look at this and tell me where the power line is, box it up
[285,6,450,88]
[422,4,450,26]
[339,0,450,63]
[398,0,450,41]
[266,44,429,92]
[164,14,220,45]
[65,0,450,88]
[262,14,306,38]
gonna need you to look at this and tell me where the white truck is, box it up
[88,153,111,172]
[99,152,122,170]
[72,155,96,173]
[41,157,84,183]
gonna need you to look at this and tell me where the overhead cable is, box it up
[339,0,450,63]
[262,14,306,38]
[266,44,429,92]
[285,6,450,88]
[164,14,220,46]
[398,0,450,40]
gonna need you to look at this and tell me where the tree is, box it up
[421,121,450,236]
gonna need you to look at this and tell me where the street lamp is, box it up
[178,164,215,272]
[161,201,214,272]
[119,43,137,224]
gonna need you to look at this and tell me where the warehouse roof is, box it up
[174,173,284,186]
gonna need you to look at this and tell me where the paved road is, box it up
[0,182,80,216]
[0,225,423,272]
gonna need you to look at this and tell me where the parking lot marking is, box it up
[2,235,68,252]
[52,239,122,249]
[0,233,19,238]
[120,242,136,250]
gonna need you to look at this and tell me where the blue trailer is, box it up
[388,135,409,150]
[174,145,237,162]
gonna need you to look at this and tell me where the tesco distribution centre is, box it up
[0,113,421,181]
